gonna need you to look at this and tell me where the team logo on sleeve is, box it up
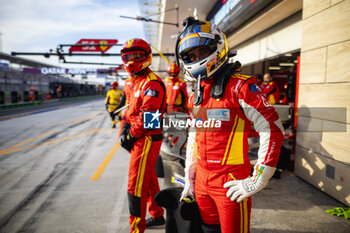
[249,83,262,93]
[144,89,159,97]
[143,110,161,129]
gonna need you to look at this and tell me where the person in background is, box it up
[116,75,135,136]
[280,72,296,105]
[105,81,122,128]
[280,82,289,104]
[260,73,280,104]
[165,62,188,114]
[28,87,35,102]
[56,85,62,99]
[255,73,263,87]
[45,92,52,101]
[119,38,166,233]
[177,17,284,233]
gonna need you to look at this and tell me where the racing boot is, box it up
[146,216,165,228]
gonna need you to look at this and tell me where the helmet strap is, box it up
[210,62,241,99]
[210,62,234,99]
[194,74,204,106]
[210,61,241,99]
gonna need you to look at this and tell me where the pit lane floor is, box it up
[0,99,349,233]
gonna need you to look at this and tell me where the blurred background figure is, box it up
[255,73,263,87]
[105,81,122,128]
[280,82,289,105]
[116,75,135,136]
[56,85,62,99]
[280,73,296,105]
[165,63,188,114]
[45,91,52,101]
[261,73,280,104]
[28,87,34,102]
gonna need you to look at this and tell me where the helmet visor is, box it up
[168,72,179,77]
[178,34,217,64]
[121,50,147,62]
[180,45,215,64]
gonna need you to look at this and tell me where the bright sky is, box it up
[0,0,145,69]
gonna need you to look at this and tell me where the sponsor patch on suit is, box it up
[144,89,159,97]
[207,109,230,121]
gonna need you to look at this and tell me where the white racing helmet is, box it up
[176,17,229,82]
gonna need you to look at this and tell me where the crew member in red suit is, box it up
[260,73,280,104]
[119,38,166,233]
[177,17,284,233]
[165,62,188,114]
[116,76,135,136]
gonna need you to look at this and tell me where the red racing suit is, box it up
[125,69,166,233]
[188,74,284,233]
[124,77,135,104]
[118,77,135,136]
[165,76,188,114]
[260,81,280,104]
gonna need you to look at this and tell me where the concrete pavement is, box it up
[0,95,104,119]
[146,171,349,233]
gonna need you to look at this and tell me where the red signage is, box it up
[114,65,125,71]
[69,39,118,52]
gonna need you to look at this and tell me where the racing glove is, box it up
[180,128,197,201]
[120,122,130,136]
[223,164,276,203]
[120,132,136,152]
[120,122,137,152]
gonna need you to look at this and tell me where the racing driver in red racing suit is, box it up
[119,38,166,233]
[177,17,284,233]
[165,62,188,114]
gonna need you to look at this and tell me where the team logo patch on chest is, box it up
[172,86,179,90]
[207,109,230,121]
[144,89,159,97]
